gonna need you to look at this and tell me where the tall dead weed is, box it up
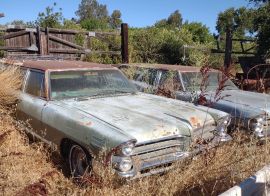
[0,65,22,107]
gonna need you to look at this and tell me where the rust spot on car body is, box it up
[78,121,92,126]
[190,117,201,128]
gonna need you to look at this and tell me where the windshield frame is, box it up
[179,70,238,92]
[48,68,138,100]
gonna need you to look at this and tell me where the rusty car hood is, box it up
[207,89,270,117]
[54,93,215,144]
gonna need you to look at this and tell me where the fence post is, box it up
[45,27,50,55]
[224,28,233,69]
[36,26,42,55]
[121,23,129,63]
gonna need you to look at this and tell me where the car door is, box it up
[17,69,47,138]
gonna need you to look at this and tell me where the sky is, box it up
[0,0,251,33]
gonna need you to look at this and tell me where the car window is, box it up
[50,70,137,100]
[159,70,182,91]
[24,70,45,98]
[136,68,158,86]
[181,71,238,91]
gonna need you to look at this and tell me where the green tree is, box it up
[36,2,63,28]
[249,0,269,5]
[9,20,26,26]
[76,0,108,21]
[62,19,82,30]
[216,7,254,37]
[110,10,122,29]
[154,19,168,28]
[155,10,183,29]
[76,0,123,30]
[80,18,108,30]
[167,10,182,28]
[253,3,270,55]
[182,22,213,43]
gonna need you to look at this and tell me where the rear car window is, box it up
[24,70,45,98]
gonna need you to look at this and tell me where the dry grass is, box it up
[1,66,270,195]
[1,114,270,196]
[0,65,22,106]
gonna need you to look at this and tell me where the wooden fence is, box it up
[0,23,129,63]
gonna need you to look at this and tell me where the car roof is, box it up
[21,60,115,71]
[116,63,218,72]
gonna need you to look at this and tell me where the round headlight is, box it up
[257,117,264,123]
[255,126,263,132]
[249,117,264,133]
[118,158,133,172]
[121,143,134,156]
[223,115,231,125]
[216,116,231,131]
[215,115,232,142]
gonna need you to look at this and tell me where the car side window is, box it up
[24,70,45,98]
[135,68,150,83]
[159,70,183,91]
[150,69,160,86]
[134,68,146,81]
[135,68,158,86]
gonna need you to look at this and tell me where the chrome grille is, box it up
[131,137,190,172]
[133,138,187,155]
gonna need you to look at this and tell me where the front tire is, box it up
[69,144,92,178]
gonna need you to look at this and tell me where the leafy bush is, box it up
[80,18,109,31]
[129,27,194,64]
[84,34,121,64]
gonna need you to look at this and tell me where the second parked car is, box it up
[117,63,270,138]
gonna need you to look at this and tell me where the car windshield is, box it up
[50,69,137,100]
[181,71,238,91]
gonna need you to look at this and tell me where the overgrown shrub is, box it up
[84,34,121,64]
[129,27,194,64]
